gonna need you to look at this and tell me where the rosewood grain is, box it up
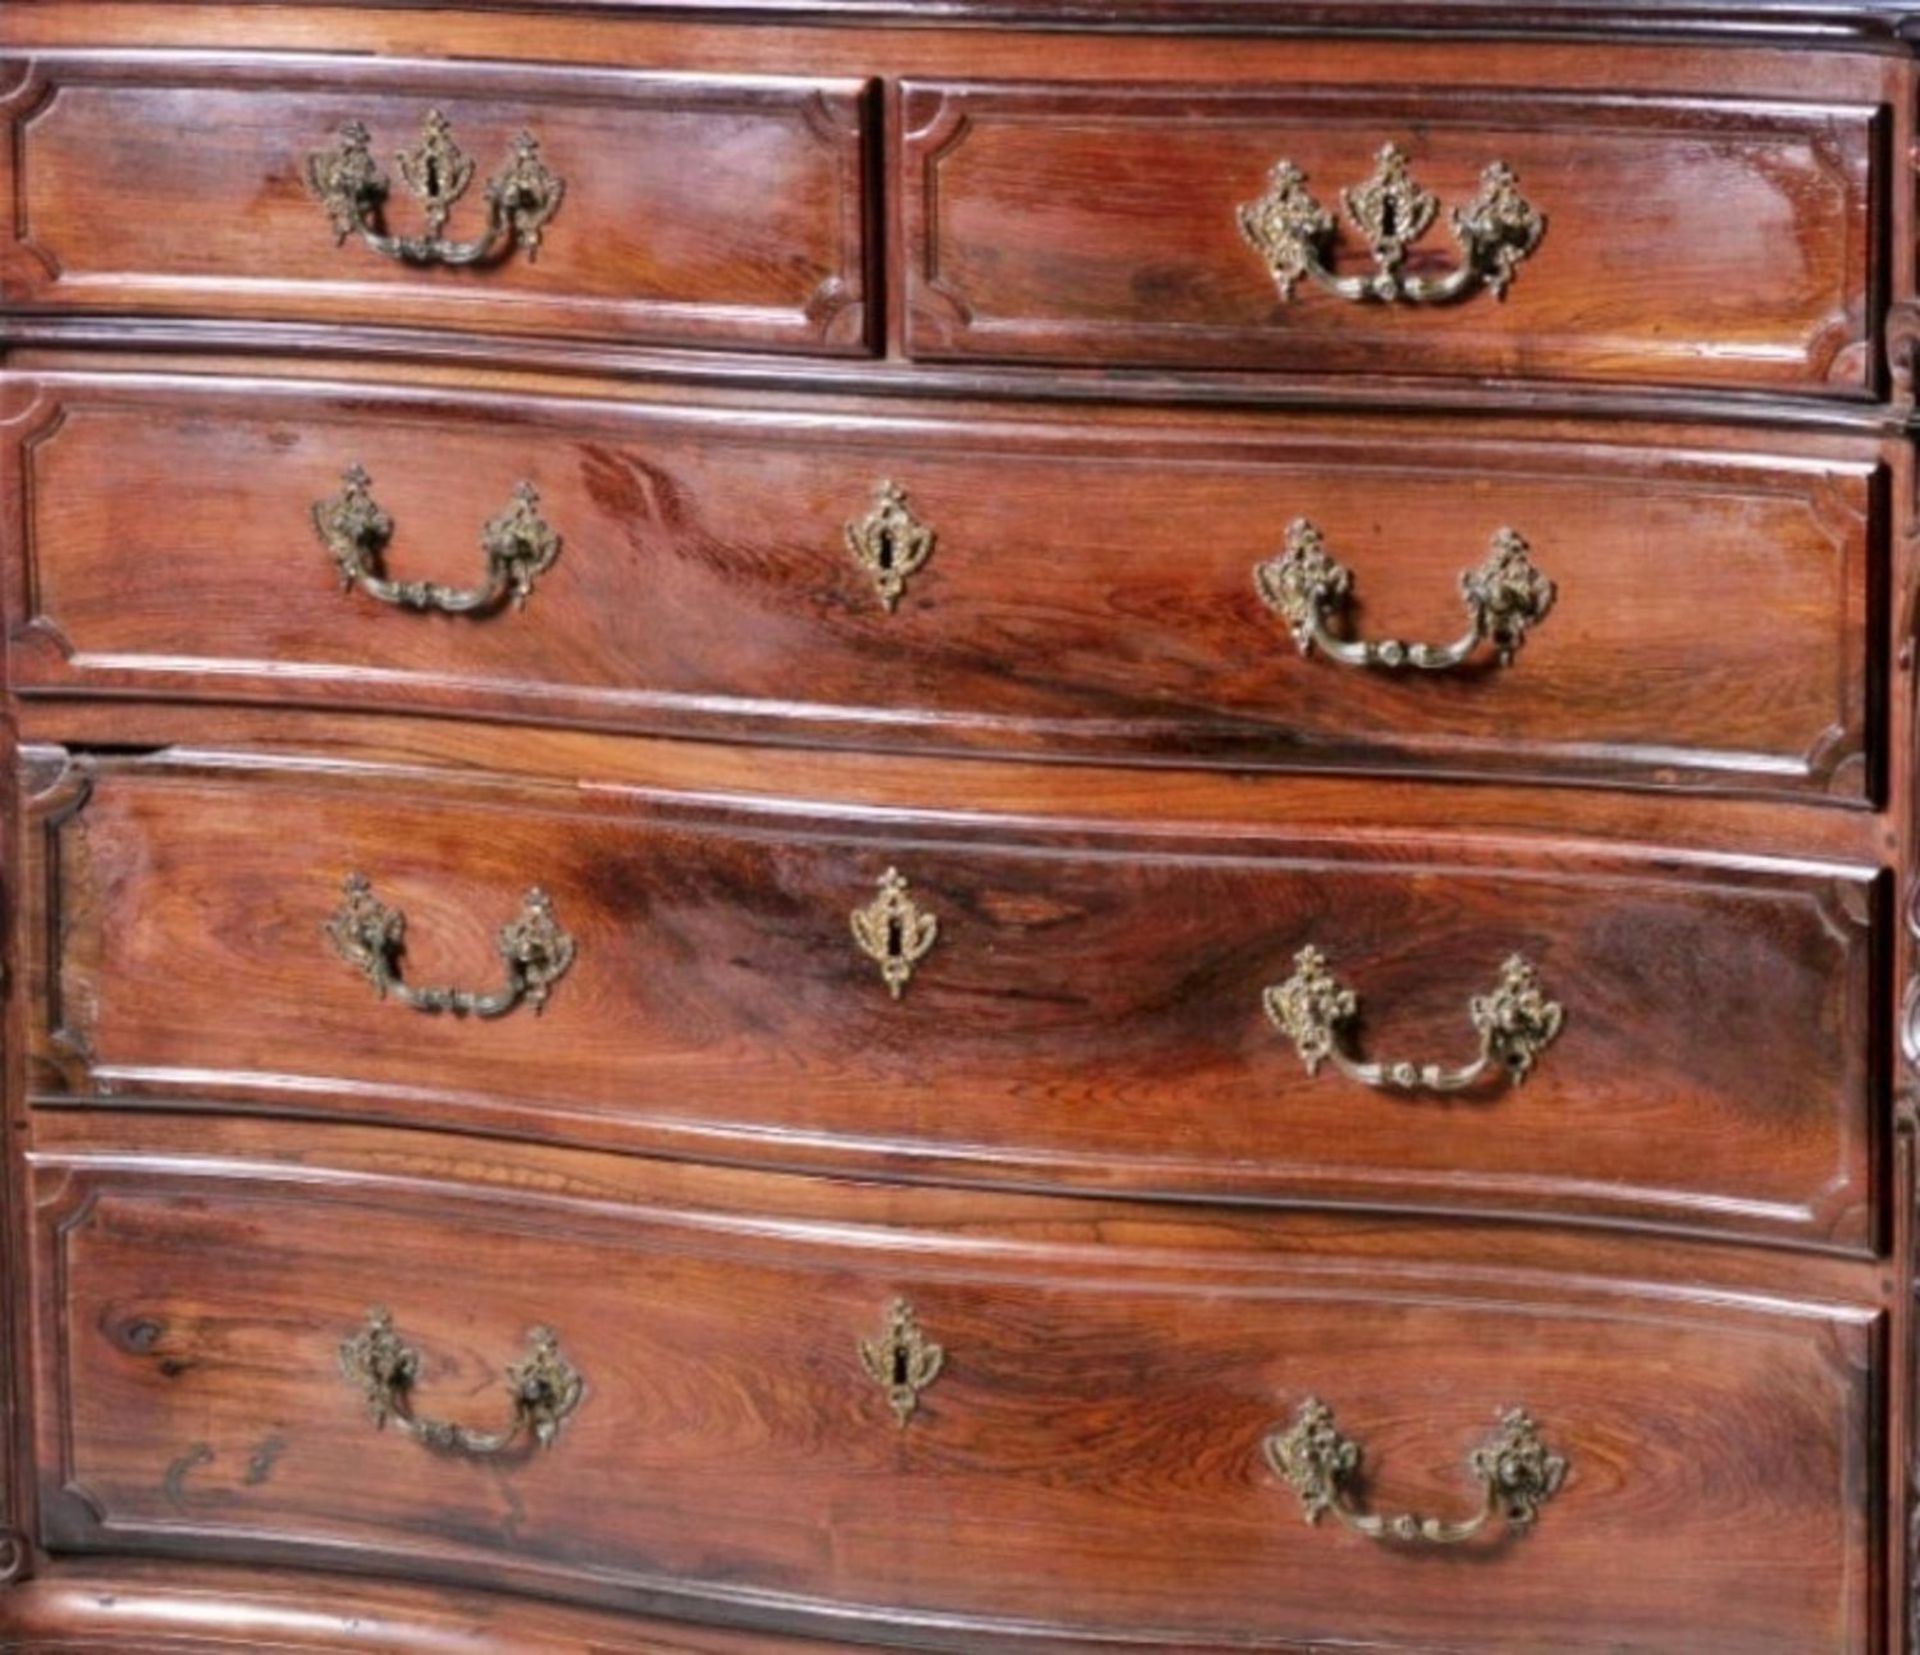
[2,377,1885,799]
[0,54,875,354]
[900,82,1882,396]
[29,1157,1883,1654]
[20,749,1886,1250]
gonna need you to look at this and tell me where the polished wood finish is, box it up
[19,746,1888,1250]
[2,374,1886,797]
[1,2,1918,1651]
[0,53,875,354]
[29,1152,1883,1653]
[900,81,1882,394]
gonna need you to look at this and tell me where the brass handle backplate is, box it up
[1263,947,1562,1094]
[307,109,564,266]
[313,466,560,615]
[325,874,575,1017]
[1255,521,1554,670]
[340,1308,583,1456]
[1239,143,1544,305]
[1267,1398,1566,1545]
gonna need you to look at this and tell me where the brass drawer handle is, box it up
[1255,521,1554,670]
[313,466,560,615]
[307,109,564,266]
[1263,947,1562,1094]
[1239,143,1543,305]
[1267,1399,1566,1545]
[325,875,575,1017]
[341,1308,583,1456]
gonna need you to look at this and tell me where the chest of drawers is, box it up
[2,2,1919,1651]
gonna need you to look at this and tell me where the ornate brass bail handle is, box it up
[1266,1399,1567,1545]
[307,109,564,266]
[1255,521,1554,670]
[340,1308,584,1457]
[1263,947,1563,1094]
[313,466,561,615]
[325,874,576,1017]
[1239,143,1544,305]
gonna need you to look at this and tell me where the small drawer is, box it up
[2,377,1882,801]
[23,749,1884,1251]
[899,81,1882,396]
[31,1156,1881,1653]
[0,53,873,353]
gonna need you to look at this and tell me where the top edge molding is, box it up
[65,0,1920,47]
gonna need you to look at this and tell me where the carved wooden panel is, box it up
[20,750,1885,1251]
[900,83,1881,395]
[1,378,1883,800]
[30,1159,1881,1652]
[0,54,874,353]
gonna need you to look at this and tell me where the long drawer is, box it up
[30,1153,1881,1653]
[899,80,1882,396]
[0,54,874,353]
[2,377,1881,800]
[23,748,1884,1251]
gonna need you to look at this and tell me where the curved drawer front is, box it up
[24,753,1882,1250]
[901,82,1880,396]
[0,54,873,353]
[4,379,1879,800]
[31,1159,1879,1653]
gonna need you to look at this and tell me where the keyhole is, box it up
[876,529,897,574]
[425,158,442,196]
[886,917,904,958]
[1380,199,1398,239]
[892,1345,910,1387]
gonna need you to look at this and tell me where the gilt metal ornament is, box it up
[1266,1398,1566,1545]
[850,868,940,999]
[859,1299,945,1427]
[307,109,564,266]
[1239,144,1543,304]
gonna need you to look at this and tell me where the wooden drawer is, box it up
[0,54,873,353]
[30,1155,1881,1653]
[900,82,1882,396]
[24,749,1884,1251]
[2,377,1881,801]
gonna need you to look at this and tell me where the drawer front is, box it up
[24,753,1883,1251]
[0,55,873,353]
[3,379,1880,801]
[900,82,1881,395]
[31,1160,1880,1653]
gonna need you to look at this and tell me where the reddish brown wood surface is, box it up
[0,3,1915,1650]
[899,82,1882,395]
[0,54,874,354]
[0,1562,864,1654]
[20,748,1887,1250]
[28,1153,1883,1654]
[3,376,1885,799]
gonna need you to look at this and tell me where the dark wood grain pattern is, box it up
[0,2,1916,1649]
[20,747,1886,1250]
[0,53,874,354]
[2,376,1884,799]
[28,1155,1883,1654]
[901,82,1882,395]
